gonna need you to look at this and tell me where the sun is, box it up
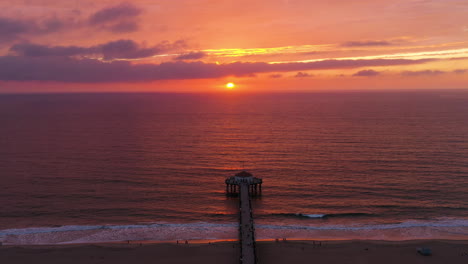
[226,82,235,89]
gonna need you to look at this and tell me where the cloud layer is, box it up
[0,55,435,83]
[88,3,142,33]
[401,69,467,77]
[0,2,144,43]
[353,69,380,77]
[402,70,445,76]
[294,72,313,78]
[0,16,65,43]
[10,40,186,60]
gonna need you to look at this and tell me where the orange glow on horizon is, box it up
[0,1,467,93]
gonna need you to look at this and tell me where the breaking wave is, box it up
[271,213,376,219]
[1,218,467,245]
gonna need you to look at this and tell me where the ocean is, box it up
[1,91,467,245]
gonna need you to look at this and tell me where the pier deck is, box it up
[225,171,261,264]
[238,182,257,264]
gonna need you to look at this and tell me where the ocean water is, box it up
[0,91,467,245]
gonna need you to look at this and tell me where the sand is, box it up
[1,240,467,264]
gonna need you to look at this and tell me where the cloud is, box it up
[39,17,67,33]
[400,69,468,76]
[342,40,392,47]
[294,72,312,78]
[89,3,141,25]
[156,40,188,51]
[0,56,434,83]
[10,43,88,57]
[0,3,142,41]
[89,3,142,33]
[0,16,66,43]
[401,70,446,76]
[352,69,380,77]
[174,51,207,60]
[0,17,31,43]
[99,40,160,60]
[269,73,282,78]
[10,39,186,60]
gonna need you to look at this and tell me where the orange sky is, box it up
[0,0,467,92]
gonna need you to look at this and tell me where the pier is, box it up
[225,171,262,264]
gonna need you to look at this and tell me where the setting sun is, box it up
[226,82,235,89]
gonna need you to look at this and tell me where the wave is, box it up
[271,213,376,219]
[0,222,238,245]
[374,205,468,211]
[1,218,467,245]
[258,218,468,230]
[0,222,237,237]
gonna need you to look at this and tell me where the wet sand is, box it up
[1,240,467,264]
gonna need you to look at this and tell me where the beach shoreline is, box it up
[2,239,467,264]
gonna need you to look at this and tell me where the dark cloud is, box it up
[0,16,74,44]
[342,40,392,47]
[0,3,142,41]
[0,56,434,83]
[0,17,31,42]
[40,17,66,33]
[294,72,312,78]
[89,3,141,25]
[99,40,159,59]
[89,3,142,33]
[453,69,467,74]
[10,43,88,57]
[401,70,445,76]
[401,69,468,76]
[157,40,188,51]
[353,69,380,77]
[269,73,282,78]
[174,51,207,60]
[10,39,186,60]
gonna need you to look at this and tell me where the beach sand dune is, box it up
[1,240,467,264]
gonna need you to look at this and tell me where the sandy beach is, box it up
[1,240,467,264]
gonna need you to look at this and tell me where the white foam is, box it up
[1,218,467,245]
[258,218,468,231]
[300,214,326,218]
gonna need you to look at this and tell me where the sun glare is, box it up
[226,82,235,89]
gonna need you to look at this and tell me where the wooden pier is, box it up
[225,171,262,264]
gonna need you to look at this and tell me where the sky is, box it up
[0,0,467,92]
